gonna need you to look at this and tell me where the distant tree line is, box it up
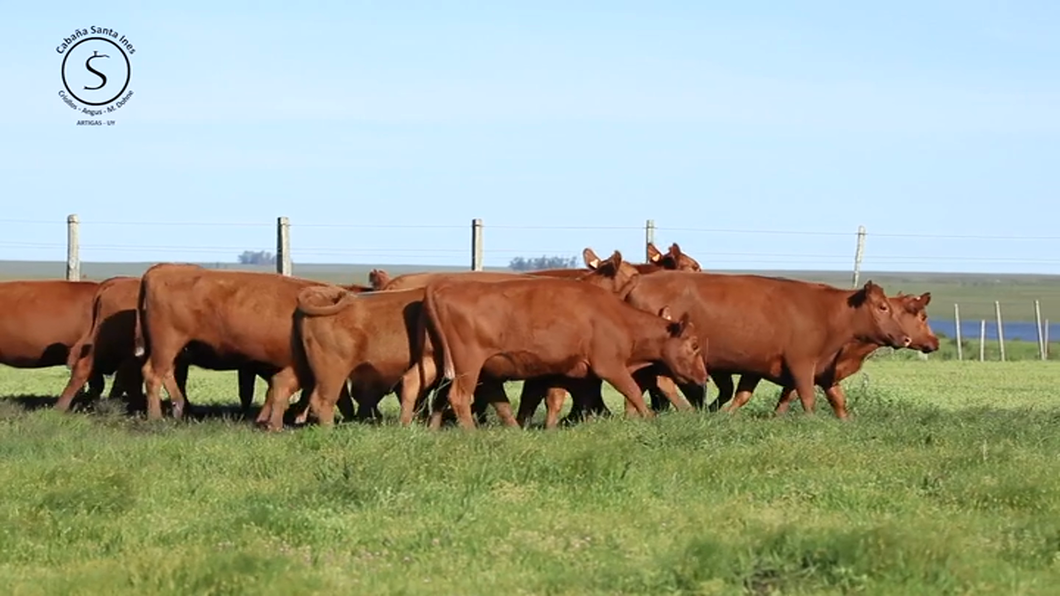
[237,250,277,266]
[509,255,580,271]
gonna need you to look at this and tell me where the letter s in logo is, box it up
[84,50,109,90]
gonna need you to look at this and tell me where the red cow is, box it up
[134,264,367,430]
[0,279,120,401]
[415,276,708,429]
[55,276,273,415]
[617,272,918,416]
[711,292,939,418]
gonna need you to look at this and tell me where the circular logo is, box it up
[61,37,131,106]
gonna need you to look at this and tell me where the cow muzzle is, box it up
[919,336,940,354]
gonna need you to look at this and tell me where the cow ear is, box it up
[667,312,690,337]
[862,281,885,300]
[646,243,662,263]
[668,243,682,258]
[658,306,673,321]
[609,250,623,270]
[848,284,869,307]
[583,247,601,269]
[920,292,932,306]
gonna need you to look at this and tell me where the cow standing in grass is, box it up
[414,276,708,430]
[709,291,939,418]
[55,276,273,416]
[134,264,369,430]
[608,272,918,418]
[0,279,135,403]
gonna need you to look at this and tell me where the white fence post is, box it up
[645,219,656,261]
[851,225,866,288]
[995,301,1005,362]
[276,216,292,276]
[471,218,484,271]
[954,303,962,361]
[66,214,80,281]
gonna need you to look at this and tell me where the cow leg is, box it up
[87,370,105,401]
[679,381,707,410]
[601,370,654,420]
[306,375,347,427]
[174,361,191,411]
[632,372,665,412]
[721,375,762,414]
[649,374,692,412]
[336,383,357,422]
[238,368,257,412]
[258,369,300,431]
[142,353,187,421]
[706,373,734,412]
[544,386,569,429]
[789,364,818,416]
[351,385,385,424]
[295,380,355,425]
[427,385,450,430]
[478,381,518,428]
[141,360,163,420]
[55,353,97,412]
[773,386,797,415]
[447,370,481,430]
[114,357,146,412]
[822,384,850,420]
[515,379,549,428]
[398,358,438,426]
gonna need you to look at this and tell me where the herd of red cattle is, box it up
[0,243,940,431]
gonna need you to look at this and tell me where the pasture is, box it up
[1,359,1059,594]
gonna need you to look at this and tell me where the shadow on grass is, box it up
[0,393,385,430]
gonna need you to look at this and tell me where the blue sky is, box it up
[3,1,1058,273]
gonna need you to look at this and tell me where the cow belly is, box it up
[0,342,71,368]
[481,352,589,381]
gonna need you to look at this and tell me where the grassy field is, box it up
[3,259,1060,323]
[2,359,1060,594]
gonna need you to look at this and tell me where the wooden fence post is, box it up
[995,301,1005,362]
[471,218,484,271]
[276,216,292,276]
[954,303,962,361]
[851,225,866,288]
[66,214,80,281]
[1035,300,1046,361]
[645,219,656,261]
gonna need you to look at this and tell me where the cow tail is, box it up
[67,289,104,370]
[423,284,455,381]
[133,276,148,358]
[296,286,356,317]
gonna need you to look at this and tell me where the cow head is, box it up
[646,243,702,271]
[580,249,641,294]
[368,269,390,290]
[892,292,939,353]
[849,281,913,349]
[657,306,709,386]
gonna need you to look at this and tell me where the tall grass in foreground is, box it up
[0,361,1058,594]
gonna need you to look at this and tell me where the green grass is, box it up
[2,360,1060,594]
[3,259,1060,322]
